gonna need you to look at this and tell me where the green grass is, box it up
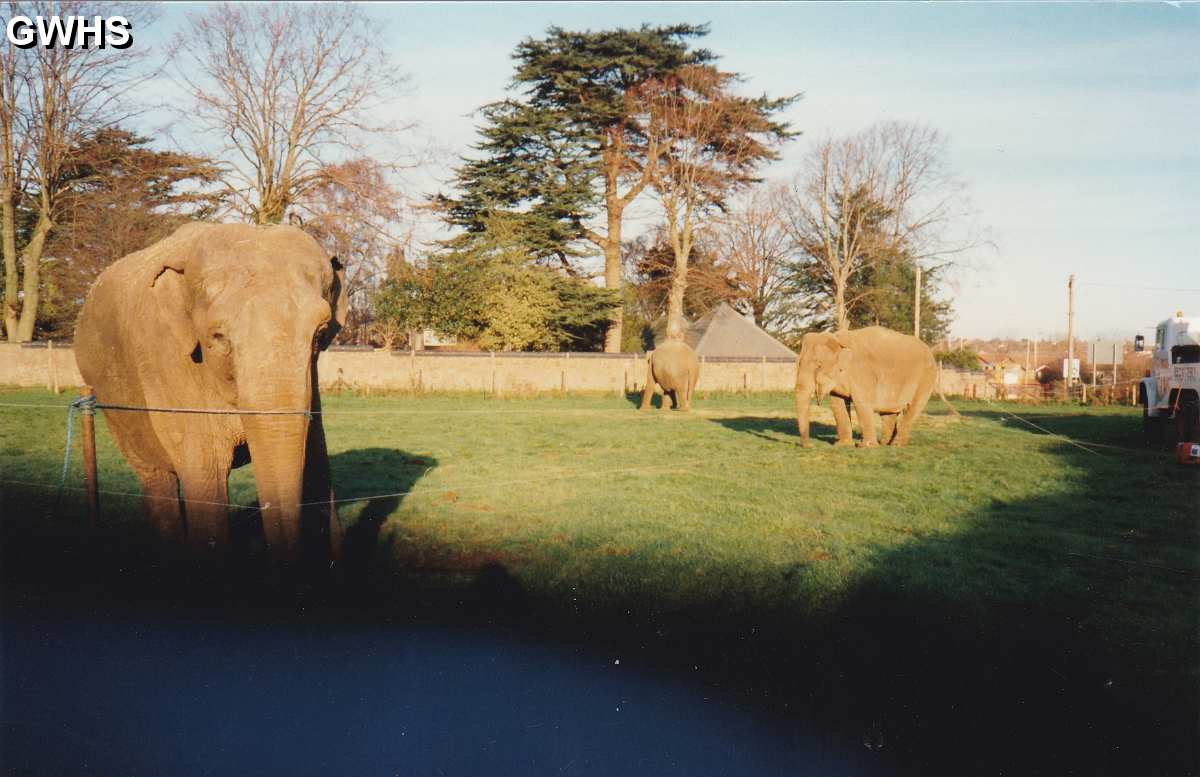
[3,388,1195,660]
[4,387,1198,770]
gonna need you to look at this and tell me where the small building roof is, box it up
[651,302,796,359]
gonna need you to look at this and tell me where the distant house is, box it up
[648,303,796,359]
[414,328,458,350]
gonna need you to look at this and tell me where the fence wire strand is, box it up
[0,392,1163,518]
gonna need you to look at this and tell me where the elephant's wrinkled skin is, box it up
[795,326,940,447]
[640,340,700,411]
[74,223,346,568]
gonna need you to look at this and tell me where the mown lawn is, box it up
[2,387,1197,774]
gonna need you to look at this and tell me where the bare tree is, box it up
[296,157,416,343]
[1,23,25,340]
[623,226,731,326]
[637,65,795,339]
[171,3,411,225]
[705,182,795,330]
[1,0,152,342]
[782,121,976,332]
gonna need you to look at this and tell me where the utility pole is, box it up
[913,264,922,339]
[1090,341,1097,392]
[1065,274,1076,399]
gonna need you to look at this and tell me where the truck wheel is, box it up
[1178,401,1200,444]
[1144,405,1166,449]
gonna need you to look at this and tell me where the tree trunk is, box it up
[2,194,16,341]
[1,121,17,341]
[666,255,688,341]
[602,203,624,353]
[834,280,848,333]
[15,210,51,342]
[753,299,767,329]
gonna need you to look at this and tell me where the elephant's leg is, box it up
[854,402,879,447]
[881,413,899,446]
[639,364,656,410]
[177,464,232,565]
[662,389,675,410]
[896,390,932,446]
[301,395,341,571]
[134,466,185,546]
[830,396,854,446]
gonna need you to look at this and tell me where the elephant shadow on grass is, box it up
[225,448,435,584]
[711,415,835,445]
[329,447,437,581]
[622,390,684,410]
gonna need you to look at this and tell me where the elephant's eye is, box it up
[209,330,231,356]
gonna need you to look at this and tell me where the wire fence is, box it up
[0,388,1156,520]
[5,387,1191,584]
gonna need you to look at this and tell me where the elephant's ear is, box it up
[834,345,854,374]
[318,256,348,351]
[150,260,199,360]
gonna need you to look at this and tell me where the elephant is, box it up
[794,326,952,447]
[74,222,346,570]
[639,339,700,411]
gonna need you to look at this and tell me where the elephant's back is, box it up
[850,326,934,362]
[654,339,700,366]
[651,340,700,388]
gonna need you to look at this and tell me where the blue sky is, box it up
[142,2,1198,340]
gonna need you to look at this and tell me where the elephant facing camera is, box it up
[75,222,347,579]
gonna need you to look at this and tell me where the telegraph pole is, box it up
[913,264,922,338]
[1066,274,1076,398]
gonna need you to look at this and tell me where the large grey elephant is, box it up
[74,222,345,568]
[795,326,950,447]
[640,339,700,411]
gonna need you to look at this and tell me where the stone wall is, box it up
[0,343,993,397]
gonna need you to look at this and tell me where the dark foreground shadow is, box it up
[955,405,1148,449]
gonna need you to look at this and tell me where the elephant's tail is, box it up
[935,362,961,418]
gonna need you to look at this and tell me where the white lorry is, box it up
[1136,312,1199,446]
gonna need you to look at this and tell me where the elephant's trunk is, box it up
[240,374,311,564]
[795,373,815,447]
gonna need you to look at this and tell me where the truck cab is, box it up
[1136,312,1199,445]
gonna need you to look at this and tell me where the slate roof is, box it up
[650,302,796,359]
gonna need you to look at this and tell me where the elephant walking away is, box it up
[74,222,346,570]
[794,326,955,447]
[640,340,701,411]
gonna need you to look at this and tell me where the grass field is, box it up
[2,388,1198,774]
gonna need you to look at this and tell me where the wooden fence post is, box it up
[79,386,99,526]
[48,340,61,394]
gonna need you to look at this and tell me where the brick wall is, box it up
[1,343,992,397]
